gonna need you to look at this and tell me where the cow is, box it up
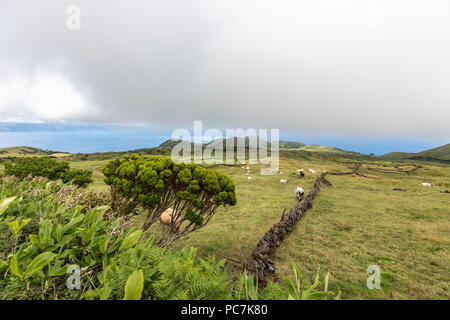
[159,208,182,231]
[296,169,305,177]
[421,182,432,187]
[308,169,317,174]
[295,187,305,200]
[280,179,287,184]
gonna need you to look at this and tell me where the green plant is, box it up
[124,269,144,300]
[0,178,235,300]
[0,196,17,222]
[150,247,232,299]
[103,154,237,245]
[89,243,233,300]
[4,157,93,187]
[62,169,93,188]
[237,263,340,300]
[1,199,162,299]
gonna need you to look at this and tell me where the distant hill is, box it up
[297,144,358,155]
[380,144,450,163]
[379,152,415,161]
[279,141,305,149]
[0,146,56,157]
[412,143,450,158]
[157,138,360,158]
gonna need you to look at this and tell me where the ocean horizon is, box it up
[0,122,447,155]
[0,123,168,153]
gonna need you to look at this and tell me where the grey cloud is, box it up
[0,0,449,139]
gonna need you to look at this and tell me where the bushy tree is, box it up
[103,154,237,245]
[4,157,92,187]
[4,157,69,180]
[62,169,93,188]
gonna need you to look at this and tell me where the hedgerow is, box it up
[4,157,93,187]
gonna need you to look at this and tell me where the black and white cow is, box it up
[295,187,305,200]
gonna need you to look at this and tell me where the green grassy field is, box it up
[55,152,449,300]
[1,150,448,299]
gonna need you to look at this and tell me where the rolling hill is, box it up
[297,144,358,154]
[4,140,449,164]
[380,144,450,163]
[411,144,450,161]
[0,146,55,157]
[378,152,415,161]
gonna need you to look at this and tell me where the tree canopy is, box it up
[103,154,236,245]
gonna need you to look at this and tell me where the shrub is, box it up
[4,157,92,187]
[103,154,237,246]
[62,169,93,188]
[4,157,69,180]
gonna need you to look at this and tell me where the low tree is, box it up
[103,154,237,246]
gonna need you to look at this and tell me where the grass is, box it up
[70,160,110,194]
[271,162,450,299]
[0,146,52,158]
[1,150,449,299]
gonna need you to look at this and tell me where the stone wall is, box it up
[246,165,361,286]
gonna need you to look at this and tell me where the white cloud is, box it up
[0,72,95,122]
[0,0,449,139]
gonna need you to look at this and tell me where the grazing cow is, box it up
[296,169,305,177]
[280,179,287,184]
[421,182,432,187]
[159,208,182,231]
[295,187,305,200]
[248,176,253,180]
[279,171,283,175]
[247,170,251,173]
[308,169,316,174]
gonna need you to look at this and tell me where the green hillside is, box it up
[298,144,358,155]
[411,143,450,161]
[0,146,56,157]
[379,152,415,160]
[279,140,305,149]
[380,144,450,163]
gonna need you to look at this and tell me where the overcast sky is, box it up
[0,0,449,141]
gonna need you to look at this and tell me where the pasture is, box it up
[64,152,450,300]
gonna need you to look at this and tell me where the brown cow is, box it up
[159,208,182,231]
